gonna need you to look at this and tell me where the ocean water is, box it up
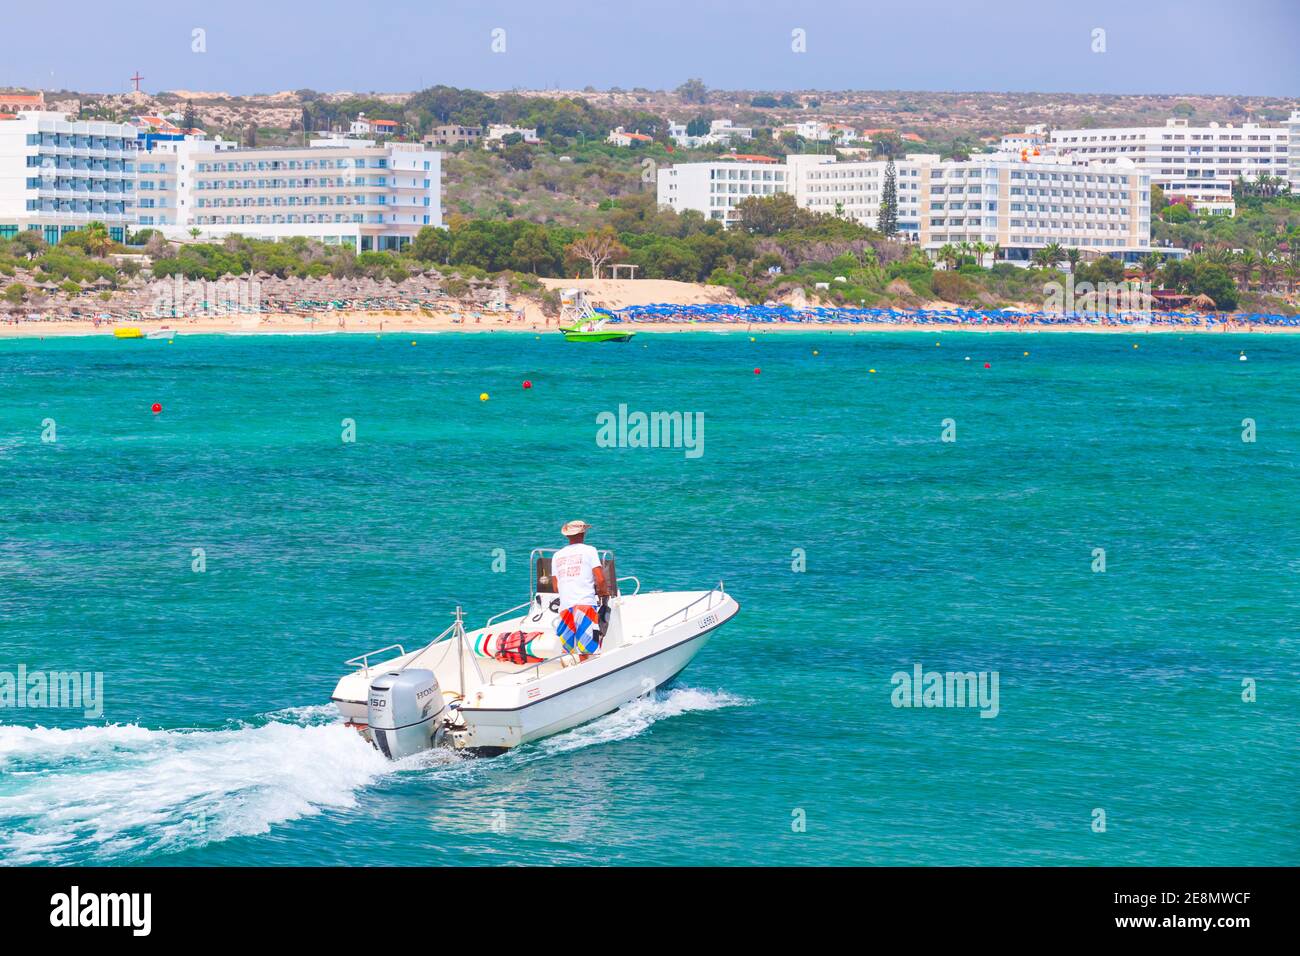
[0,329,1296,866]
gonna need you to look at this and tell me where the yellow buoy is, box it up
[411,340,417,346]
[1023,351,1029,356]
[813,350,819,356]
[479,392,489,402]
[869,368,877,373]
[1133,344,1139,349]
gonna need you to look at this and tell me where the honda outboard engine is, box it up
[367,668,445,760]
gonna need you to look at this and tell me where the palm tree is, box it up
[1065,247,1083,273]
[1204,245,1233,267]
[1285,258,1300,296]
[936,243,960,271]
[1257,253,1280,294]
[971,241,992,269]
[1032,243,1065,271]
[1138,252,1164,286]
[80,221,113,258]
[1232,250,1257,291]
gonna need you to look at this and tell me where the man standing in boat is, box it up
[550,520,609,659]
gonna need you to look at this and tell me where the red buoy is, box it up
[151,402,162,414]
[753,367,761,375]
[983,363,990,369]
[522,380,532,389]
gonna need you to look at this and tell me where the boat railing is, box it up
[617,575,641,596]
[344,643,407,675]
[485,601,531,627]
[650,581,726,636]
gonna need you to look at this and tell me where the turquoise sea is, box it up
[1,330,1296,866]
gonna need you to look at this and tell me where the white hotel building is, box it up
[656,159,788,228]
[0,111,139,244]
[658,152,1151,262]
[1048,118,1292,203]
[140,138,442,252]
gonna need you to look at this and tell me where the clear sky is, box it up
[6,0,1298,97]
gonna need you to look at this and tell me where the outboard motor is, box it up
[367,668,445,760]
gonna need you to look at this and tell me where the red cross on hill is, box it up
[130,72,144,93]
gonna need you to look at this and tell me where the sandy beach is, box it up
[1,278,1294,338]
[4,310,1297,338]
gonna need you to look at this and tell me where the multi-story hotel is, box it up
[656,157,788,228]
[1287,110,1300,192]
[1048,118,1291,202]
[658,152,1151,262]
[141,137,442,251]
[0,110,139,244]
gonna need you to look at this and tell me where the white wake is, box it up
[0,689,749,864]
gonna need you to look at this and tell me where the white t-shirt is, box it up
[552,543,599,610]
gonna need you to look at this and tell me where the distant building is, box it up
[607,126,654,147]
[1000,127,1046,152]
[668,118,752,149]
[350,113,401,137]
[424,124,483,147]
[0,110,139,243]
[655,159,788,228]
[484,125,540,147]
[1287,110,1300,192]
[0,91,45,114]
[658,151,1153,262]
[138,136,441,251]
[1166,193,1236,217]
[134,136,237,228]
[1049,117,1292,202]
[780,120,832,142]
[128,114,206,152]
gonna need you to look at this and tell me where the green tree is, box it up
[501,142,533,171]
[411,226,451,264]
[1189,262,1237,310]
[14,231,46,258]
[734,193,811,235]
[79,221,114,258]
[685,115,713,137]
[509,223,556,274]
[675,78,709,105]
[877,158,898,238]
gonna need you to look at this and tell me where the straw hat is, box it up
[560,519,592,536]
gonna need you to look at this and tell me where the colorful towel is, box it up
[555,604,600,656]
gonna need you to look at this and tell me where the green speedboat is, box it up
[559,310,635,342]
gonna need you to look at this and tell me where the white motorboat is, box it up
[330,549,739,757]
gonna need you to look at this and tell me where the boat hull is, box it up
[560,330,635,342]
[453,625,717,750]
[331,588,737,753]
